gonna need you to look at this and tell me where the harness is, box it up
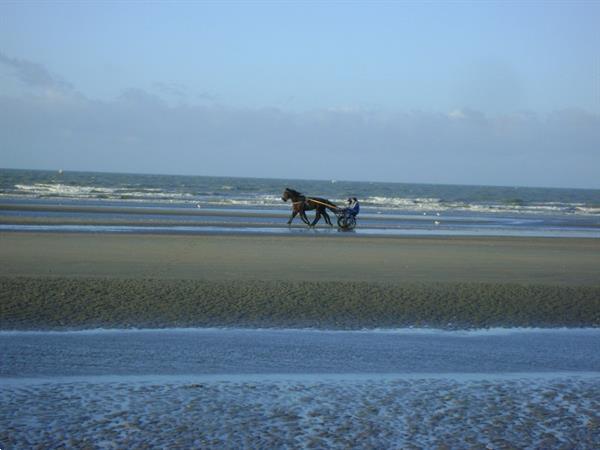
[293,198,337,210]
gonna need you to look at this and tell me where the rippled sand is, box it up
[3,232,600,330]
[2,376,598,449]
[3,277,600,330]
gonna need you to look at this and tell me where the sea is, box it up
[1,168,599,237]
[0,169,600,238]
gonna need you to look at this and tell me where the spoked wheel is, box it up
[337,214,356,231]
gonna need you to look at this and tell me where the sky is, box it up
[0,1,599,188]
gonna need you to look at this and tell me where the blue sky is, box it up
[1,1,599,188]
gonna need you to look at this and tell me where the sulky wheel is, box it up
[337,214,356,231]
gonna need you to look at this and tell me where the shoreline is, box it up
[2,224,599,240]
[3,199,600,240]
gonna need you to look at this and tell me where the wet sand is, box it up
[2,232,599,284]
[2,328,599,448]
[1,232,599,329]
[2,376,598,449]
[2,232,599,448]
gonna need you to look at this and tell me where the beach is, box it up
[2,172,600,449]
[1,232,599,329]
[3,1,600,444]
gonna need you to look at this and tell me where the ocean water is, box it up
[1,168,599,237]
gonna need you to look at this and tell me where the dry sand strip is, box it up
[1,232,599,284]
[1,232,599,329]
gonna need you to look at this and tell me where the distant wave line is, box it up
[2,326,599,337]
[4,184,599,215]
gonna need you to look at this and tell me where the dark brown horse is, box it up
[281,188,337,227]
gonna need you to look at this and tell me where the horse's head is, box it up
[282,188,295,202]
[282,187,303,202]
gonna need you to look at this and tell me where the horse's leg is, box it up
[322,209,333,226]
[300,209,311,225]
[298,204,311,225]
[311,210,322,227]
[287,210,298,225]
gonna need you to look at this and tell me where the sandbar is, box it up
[1,232,599,329]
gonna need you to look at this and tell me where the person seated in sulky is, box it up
[346,197,360,217]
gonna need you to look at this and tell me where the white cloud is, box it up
[0,51,73,92]
[448,109,466,120]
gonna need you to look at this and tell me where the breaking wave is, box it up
[10,183,195,201]
[3,180,599,216]
[359,196,600,215]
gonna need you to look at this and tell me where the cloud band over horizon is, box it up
[1,51,599,189]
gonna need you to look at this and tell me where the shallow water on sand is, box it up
[1,328,599,448]
[2,327,600,377]
[2,377,599,449]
